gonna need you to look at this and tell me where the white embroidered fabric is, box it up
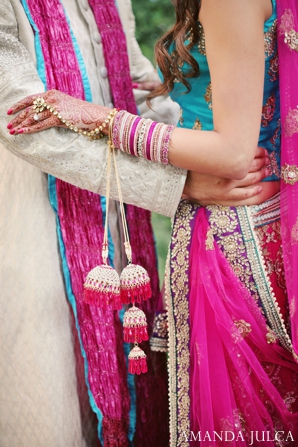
[0,3,185,218]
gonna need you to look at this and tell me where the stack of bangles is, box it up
[32,98,175,165]
[111,110,175,165]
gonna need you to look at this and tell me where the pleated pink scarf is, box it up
[24,0,167,446]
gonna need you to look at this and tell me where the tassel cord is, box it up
[109,118,132,263]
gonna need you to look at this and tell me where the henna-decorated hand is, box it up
[7,89,112,135]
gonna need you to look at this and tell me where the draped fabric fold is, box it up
[189,208,298,445]
[277,0,298,362]
[23,0,168,445]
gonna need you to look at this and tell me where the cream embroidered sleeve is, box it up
[0,1,186,217]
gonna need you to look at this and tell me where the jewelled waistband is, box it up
[249,192,280,227]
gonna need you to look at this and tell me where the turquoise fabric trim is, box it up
[48,175,104,442]
[20,0,47,86]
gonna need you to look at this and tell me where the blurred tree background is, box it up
[131,0,175,285]
[131,0,175,64]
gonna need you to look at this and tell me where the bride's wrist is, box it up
[111,110,175,164]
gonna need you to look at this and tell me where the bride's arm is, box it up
[7,0,271,183]
[168,0,271,180]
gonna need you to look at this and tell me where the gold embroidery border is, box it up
[237,206,293,353]
[166,201,198,447]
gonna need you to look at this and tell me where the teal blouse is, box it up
[167,0,280,181]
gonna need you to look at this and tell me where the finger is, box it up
[234,168,270,187]
[133,81,161,91]
[12,115,61,134]
[13,110,51,130]
[249,156,270,173]
[255,146,268,158]
[193,185,263,207]
[7,92,45,115]
[7,107,33,129]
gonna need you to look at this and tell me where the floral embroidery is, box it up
[171,50,184,83]
[204,82,212,110]
[219,409,247,433]
[279,9,298,52]
[264,19,277,58]
[167,201,198,447]
[205,228,214,250]
[197,22,206,56]
[179,108,184,126]
[290,298,296,318]
[270,119,280,150]
[266,325,277,344]
[237,207,292,353]
[291,216,298,245]
[268,52,279,82]
[150,311,168,352]
[233,319,252,338]
[279,9,295,35]
[207,206,257,297]
[284,391,297,412]
[261,94,276,127]
[281,163,298,184]
[267,152,280,178]
[284,107,298,137]
[193,118,202,130]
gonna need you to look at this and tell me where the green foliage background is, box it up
[131,0,175,64]
[131,0,175,284]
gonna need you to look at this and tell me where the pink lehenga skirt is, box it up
[166,195,298,447]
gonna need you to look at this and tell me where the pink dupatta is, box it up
[277,0,298,363]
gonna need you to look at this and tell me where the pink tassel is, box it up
[83,265,122,310]
[120,264,152,304]
[128,346,148,375]
[123,306,149,343]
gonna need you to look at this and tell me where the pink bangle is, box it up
[111,110,174,165]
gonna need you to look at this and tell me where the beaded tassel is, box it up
[128,345,148,375]
[83,262,122,310]
[120,263,152,304]
[123,305,149,343]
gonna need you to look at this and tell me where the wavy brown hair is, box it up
[148,0,202,102]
